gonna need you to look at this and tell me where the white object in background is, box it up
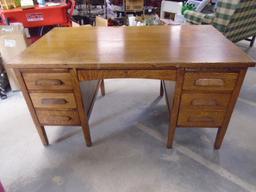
[37,0,46,7]
[24,28,30,38]
[174,14,185,24]
[46,2,60,6]
[128,16,136,26]
[4,39,16,48]
[9,22,31,38]
[20,0,34,8]
[10,22,24,31]
[186,0,210,12]
[160,1,183,19]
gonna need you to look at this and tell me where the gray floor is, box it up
[0,41,256,192]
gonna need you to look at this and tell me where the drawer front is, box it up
[178,110,226,127]
[23,73,73,91]
[183,72,238,91]
[180,93,231,110]
[37,110,80,125]
[30,93,77,109]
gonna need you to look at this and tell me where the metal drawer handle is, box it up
[195,78,224,87]
[35,79,64,86]
[41,98,68,105]
[191,99,218,107]
[188,116,214,122]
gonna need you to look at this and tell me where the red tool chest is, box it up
[0,4,71,28]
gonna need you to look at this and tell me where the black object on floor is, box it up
[0,72,9,100]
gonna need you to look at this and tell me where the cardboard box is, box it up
[126,0,144,11]
[0,24,28,91]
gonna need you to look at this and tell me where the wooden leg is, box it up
[214,127,227,149]
[71,69,92,146]
[167,69,185,148]
[250,36,256,47]
[214,69,247,149]
[160,80,164,97]
[14,69,50,146]
[36,125,49,146]
[167,120,176,148]
[81,121,92,147]
[100,79,105,96]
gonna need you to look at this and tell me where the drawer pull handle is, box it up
[195,79,224,87]
[35,79,63,86]
[191,99,217,107]
[188,116,214,123]
[41,98,68,105]
[50,115,72,121]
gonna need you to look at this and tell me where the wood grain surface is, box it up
[30,93,77,109]
[23,72,73,91]
[8,26,255,69]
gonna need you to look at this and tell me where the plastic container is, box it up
[37,0,45,6]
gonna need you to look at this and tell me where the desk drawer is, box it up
[180,93,231,110]
[178,110,225,127]
[183,72,238,91]
[30,93,77,109]
[36,110,80,125]
[23,73,73,91]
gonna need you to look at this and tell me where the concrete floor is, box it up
[0,41,256,192]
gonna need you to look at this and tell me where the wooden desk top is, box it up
[9,25,255,69]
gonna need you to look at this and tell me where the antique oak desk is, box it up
[9,26,255,149]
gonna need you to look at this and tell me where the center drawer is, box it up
[30,93,77,109]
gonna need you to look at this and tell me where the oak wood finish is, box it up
[78,69,177,81]
[180,93,231,110]
[16,68,100,146]
[183,72,239,91]
[14,69,49,145]
[166,69,185,148]
[177,110,226,127]
[214,69,247,149]
[70,69,92,146]
[100,80,105,96]
[30,93,77,109]
[36,110,80,125]
[160,80,164,97]
[8,26,256,149]
[9,26,254,69]
[23,73,73,91]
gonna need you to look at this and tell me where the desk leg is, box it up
[14,69,49,146]
[71,69,92,146]
[100,79,106,96]
[214,69,247,149]
[167,69,185,148]
[160,80,164,97]
[36,126,49,146]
